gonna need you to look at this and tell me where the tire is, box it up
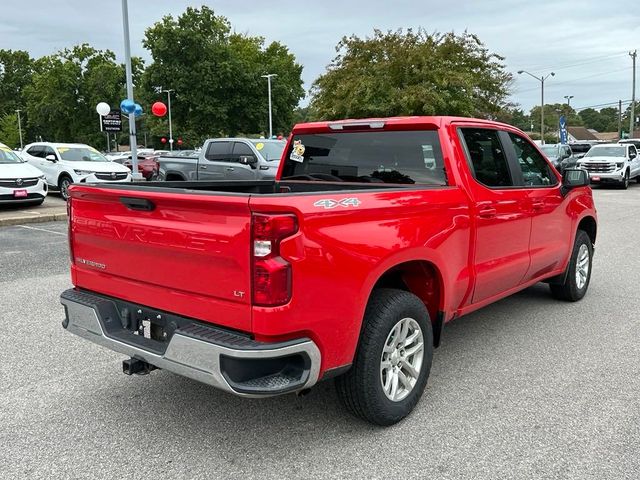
[636,174,640,184]
[58,175,73,201]
[550,230,593,302]
[621,170,630,190]
[335,288,434,426]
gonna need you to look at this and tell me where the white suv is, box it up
[0,142,48,205]
[22,142,132,199]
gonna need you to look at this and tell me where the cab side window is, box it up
[459,128,513,187]
[43,146,57,159]
[232,142,255,163]
[508,133,558,187]
[630,146,638,158]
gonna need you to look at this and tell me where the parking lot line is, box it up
[17,224,67,236]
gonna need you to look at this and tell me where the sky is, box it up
[1,0,639,113]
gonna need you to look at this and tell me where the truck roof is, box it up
[292,116,515,134]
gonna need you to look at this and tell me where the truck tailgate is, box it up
[68,186,252,331]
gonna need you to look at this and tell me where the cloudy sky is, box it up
[2,0,639,113]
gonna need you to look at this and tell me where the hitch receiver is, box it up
[122,357,158,376]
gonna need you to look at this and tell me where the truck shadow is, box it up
[85,281,586,460]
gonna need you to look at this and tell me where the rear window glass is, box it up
[281,130,447,185]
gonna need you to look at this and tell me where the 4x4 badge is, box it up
[313,198,361,209]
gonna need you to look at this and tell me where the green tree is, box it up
[495,107,531,131]
[24,44,143,146]
[141,5,304,145]
[0,113,21,148]
[0,50,34,116]
[310,29,512,120]
[529,103,582,138]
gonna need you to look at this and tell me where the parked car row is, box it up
[538,139,640,189]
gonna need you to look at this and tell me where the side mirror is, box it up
[239,155,258,168]
[561,168,589,195]
[45,154,57,162]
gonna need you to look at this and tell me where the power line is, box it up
[513,67,632,95]
[512,51,628,73]
[573,99,632,111]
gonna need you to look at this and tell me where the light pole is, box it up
[162,89,174,151]
[121,0,141,179]
[261,74,277,138]
[15,109,23,149]
[518,70,555,144]
[564,95,574,107]
[630,50,637,138]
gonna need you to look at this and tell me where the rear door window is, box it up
[27,145,44,158]
[281,130,447,185]
[459,128,514,187]
[204,142,232,162]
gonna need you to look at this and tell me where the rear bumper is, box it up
[60,289,321,397]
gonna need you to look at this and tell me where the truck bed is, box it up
[85,179,423,195]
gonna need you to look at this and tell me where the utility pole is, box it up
[162,89,174,151]
[261,74,277,138]
[618,100,623,140]
[630,50,637,138]
[15,109,23,149]
[564,95,574,107]
[121,0,140,178]
[518,70,555,144]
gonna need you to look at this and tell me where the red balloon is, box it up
[152,101,167,117]
[160,137,167,144]
[177,138,183,145]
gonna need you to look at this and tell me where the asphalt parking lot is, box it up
[1,185,639,479]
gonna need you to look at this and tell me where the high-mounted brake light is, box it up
[328,121,386,130]
[251,213,298,306]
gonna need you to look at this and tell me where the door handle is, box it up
[199,165,207,169]
[478,207,497,219]
[226,167,235,171]
[532,201,544,211]
[120,197,155,211]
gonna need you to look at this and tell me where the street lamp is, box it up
[161,89,174,151]
[564,95,574,107]
[15,109,23,149]
[261,74,277,138]
[518,70,555,144]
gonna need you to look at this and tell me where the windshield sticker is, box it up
[0,147,12,152]
[290,140,305,163]
[58,147,69,153]
[313,198,361,209]
[255,142,264,151]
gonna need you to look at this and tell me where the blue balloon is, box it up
[120,99,135,114]
[134,104,143,117]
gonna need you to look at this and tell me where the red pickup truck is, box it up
[61,116,597,425]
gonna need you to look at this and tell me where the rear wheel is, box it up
[550,230,593,301]
[335,288,433,426]
[58,175,72,200]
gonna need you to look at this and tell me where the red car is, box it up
[61,116,596,425]
[111,154,159,181]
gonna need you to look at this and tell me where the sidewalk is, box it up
[0,195,67,226]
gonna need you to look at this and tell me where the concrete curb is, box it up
[0,211,67,227]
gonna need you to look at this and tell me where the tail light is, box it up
[67,196,74,263]
[251,213,298,306]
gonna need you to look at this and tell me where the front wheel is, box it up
[550,230,593,301]
[335,289,433,426]
[621,170,630,189]
[58,175,72,200]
